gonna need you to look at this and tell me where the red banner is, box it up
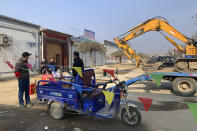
[5,61,14,70]
[138,97,153,112]
[103,69,115,78]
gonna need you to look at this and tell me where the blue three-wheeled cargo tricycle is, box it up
[36,69,150,126]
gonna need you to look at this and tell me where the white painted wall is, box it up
[105,43,129,64]
[105,44,119,64]
[0,17,40,78]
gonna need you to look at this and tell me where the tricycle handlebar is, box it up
[125,74,151,86]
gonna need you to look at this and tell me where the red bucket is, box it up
[29,83,36,95]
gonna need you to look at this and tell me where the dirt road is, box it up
[0,64,197,131]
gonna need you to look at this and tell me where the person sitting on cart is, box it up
[48,57,59,74]
[40,58,48,74]
[72,51,84,77]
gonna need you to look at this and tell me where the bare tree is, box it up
[77,41,106,67]
[136,52,149,59]
[167,49,173,56]
[111,50,124,64]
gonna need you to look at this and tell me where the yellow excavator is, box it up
[114,16,197,72]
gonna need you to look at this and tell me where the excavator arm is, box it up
[122,17,189,44]
[114,17,196,67]
[114,38,143,67]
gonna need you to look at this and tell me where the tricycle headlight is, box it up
[120,92,124,98]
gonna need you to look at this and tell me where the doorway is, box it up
[56,54,60,65]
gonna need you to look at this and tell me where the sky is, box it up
[0,0,197,55]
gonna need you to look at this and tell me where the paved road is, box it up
[127,92,197,131]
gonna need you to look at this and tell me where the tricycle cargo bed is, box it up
[36,80,106,112]
[36,80,80,110]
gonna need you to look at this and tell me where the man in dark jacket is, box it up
[15,52,32,108]
[72,51,84,77]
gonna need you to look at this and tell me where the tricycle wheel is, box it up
[172,77,197,97]
[121,107,141,127]
[49,101,65,120]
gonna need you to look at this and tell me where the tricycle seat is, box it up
[91,89,103,99]
[81,88,103,99]
[60,69,95,87]
[76,69,96,87]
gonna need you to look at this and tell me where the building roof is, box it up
[41,28,72,38]
[104,40,118,47]
[0,14,40,27]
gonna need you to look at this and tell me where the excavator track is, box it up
[141,58,197,73]
[174,58,197,73]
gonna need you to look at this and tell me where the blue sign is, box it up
[84,29,95,41]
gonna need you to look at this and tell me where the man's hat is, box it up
[22,52,31,57]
